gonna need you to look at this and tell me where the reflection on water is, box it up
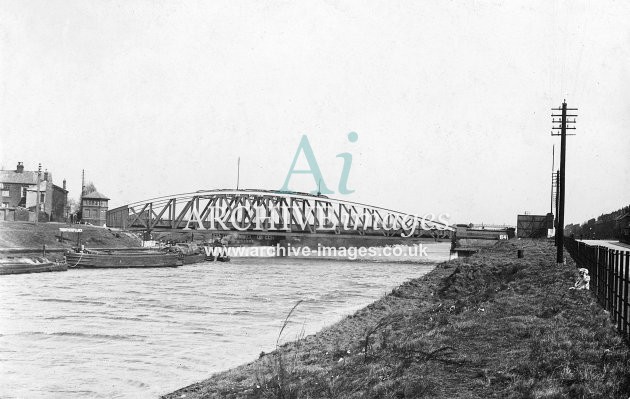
[0,243,450,398]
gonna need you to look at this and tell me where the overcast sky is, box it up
[1,1,628,225]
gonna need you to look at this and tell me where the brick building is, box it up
[617,213,630,244]
[0,162,68,222]
[81,191,109,226]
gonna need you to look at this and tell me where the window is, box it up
[22,187,27,198]
[1,202,8,208]
[85,209,90,217]
[1,190,8,197]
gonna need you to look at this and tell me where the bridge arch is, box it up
[106,189,452,239]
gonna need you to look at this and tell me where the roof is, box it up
[0,170,38,185]
[83,190,110,200]
[26,181,50,191]
[52,184,68,193]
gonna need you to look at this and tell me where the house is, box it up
[0,162,68,222]
[81,191,109,226]
[616,212,630,244]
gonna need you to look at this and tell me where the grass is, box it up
[0,220,141,250]
[163,240,630,399]
[252,300,305,399]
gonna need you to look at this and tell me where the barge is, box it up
[65,249,182,268]
[0,257,67,275]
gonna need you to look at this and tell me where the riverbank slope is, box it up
[164,240,630,398]
[0,221,141,250]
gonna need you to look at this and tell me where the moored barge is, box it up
[65,249,182,268]
[0,257,67,275]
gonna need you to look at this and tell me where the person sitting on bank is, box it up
[570,268,590,290]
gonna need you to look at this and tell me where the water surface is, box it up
[0,244,450,398]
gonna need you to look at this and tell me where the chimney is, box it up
[63,179,66,190]
[44,169,49,182]
[16,162,24,173]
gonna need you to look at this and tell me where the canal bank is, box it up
[0,221,141,260]
[164,240,630,399]
[0,256,440,398]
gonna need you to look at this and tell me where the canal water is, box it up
[0,244,450,398]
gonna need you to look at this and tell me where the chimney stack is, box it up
[63,179,66,190]
[44,169,49,182]
[16,162,24,173]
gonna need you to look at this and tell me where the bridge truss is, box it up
[106,189,452,238]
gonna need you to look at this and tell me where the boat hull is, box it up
[205,255,231,262]
[65,252,182,268]
[0,260,67,275]
[181,253,207,265]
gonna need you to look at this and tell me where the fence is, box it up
[564,238,630,342]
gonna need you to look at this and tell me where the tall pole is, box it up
[550,145,555,214]
[236,157,240,190]
[35,163,41,224]
[554,169,560,246]
[552,100,577,264]
[557,102,567,264]
[80,169,85,220]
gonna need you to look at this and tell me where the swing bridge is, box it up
[106,189,453,240]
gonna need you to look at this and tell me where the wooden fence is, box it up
[564,238,630,342]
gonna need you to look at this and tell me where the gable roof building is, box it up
[81,190,110,226]
[0,162,68,222]
[83,191,110,200]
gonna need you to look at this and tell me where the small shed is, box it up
[517,213,553,238]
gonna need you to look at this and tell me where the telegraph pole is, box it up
[554,170,559,246]
[552,100,577,264]
[550,145,555,215]
[236,157,240,190]
[35,163,41,224]
[80,169,85,220]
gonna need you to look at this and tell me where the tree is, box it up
[67,198,80,214]
[74,181,98,222]
[82,181,97,195]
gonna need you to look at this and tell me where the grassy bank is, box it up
[0,221,141,250]
[163,240,630,399]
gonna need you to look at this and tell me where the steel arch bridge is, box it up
[106,189,452,239]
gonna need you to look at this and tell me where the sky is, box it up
[1,0,629,226]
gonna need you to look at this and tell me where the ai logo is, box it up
[280,132,358,195]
